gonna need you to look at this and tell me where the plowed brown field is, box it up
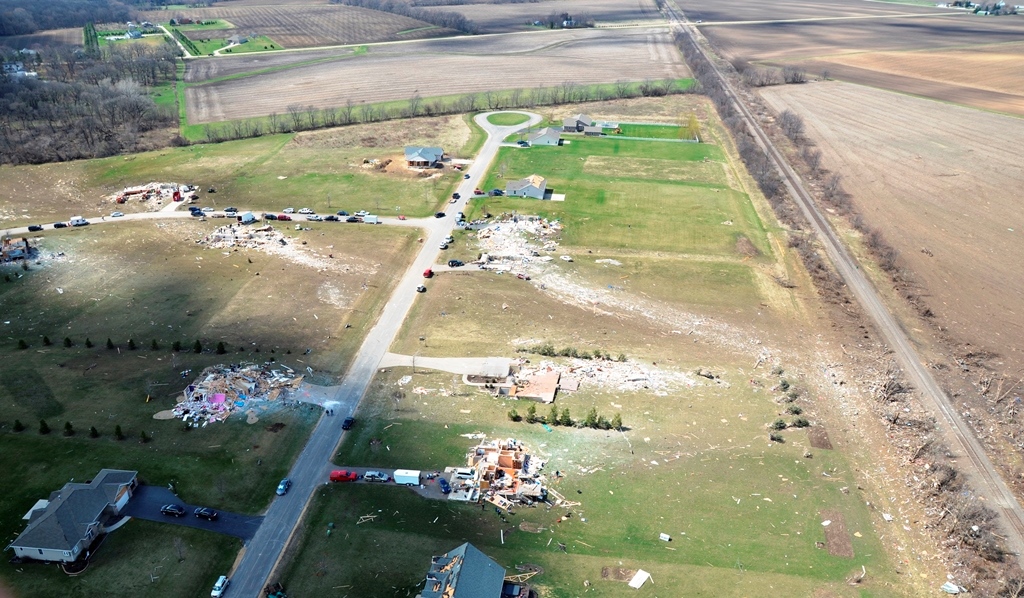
[186,27,688,123]
[142,4,447,47]
[0,28,83,49]
[760,81,1024,372]
[421,0,662,32]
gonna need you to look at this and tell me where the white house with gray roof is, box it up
[527,127,561,146]
[7,469,137,563]
[506,174,547,199]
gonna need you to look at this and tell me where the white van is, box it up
[453,468,475,480]
[211,575,230,597]
[69,216,89,227]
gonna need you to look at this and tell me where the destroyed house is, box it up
[469,439,543,499]
[1,237,31,263]
[417,543,505,598]
[7,470,137,563]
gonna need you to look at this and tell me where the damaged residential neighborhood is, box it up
[3,0,1024,597]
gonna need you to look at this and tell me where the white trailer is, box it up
[236,211,257,224]
[363,215,379,224]
[69,216,89,226]
[393,469,421,486]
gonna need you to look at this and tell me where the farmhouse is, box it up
[527,127,561,146]
[416,543,506,598]
[227,34,249,45]
[506,175,547,199]
[6,469,138,564]
[404,146,445,168]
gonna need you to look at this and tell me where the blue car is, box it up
[438,478,451,494]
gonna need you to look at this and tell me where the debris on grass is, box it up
[198,223,376,276]
[172,363,301,425]
[109,182,194,206]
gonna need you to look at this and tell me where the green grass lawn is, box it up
[281,365,901,597]
[475,136,770,258]
[220,36,282,54]
[486,112,530,126]
[616,123,691,139]
[169,19,234,31]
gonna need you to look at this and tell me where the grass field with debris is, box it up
[0,219,417,597]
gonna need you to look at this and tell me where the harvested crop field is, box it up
[760,81,1024,373]
[142,4,448,48]
[186,27,687,123]
[678,0,951,23]
[420,0,662,32]
[0,27,82,49]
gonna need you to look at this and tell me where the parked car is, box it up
[345,216,359,223]
[423,268,433,278]
[439,243,448,250]
[438,478,451,494]
[27,225,43,232]
[434,212,446,219]
[452,192,460,200]
[211,213,226,218]
[278,214,292,221]
[276,478,292,496]
[517,140,529,147]
[298,208,314,214]
[474,188,483,195]
[363,471,389,483]
[448,260,464,267]
[161,504,186,517]
[456,212,464,220]
[264,213,278,221]
[201,207,214,213]
[224,207,238,214]
[211,575,230,598]
[307,214,323,221]
[355,210,369,217]
[463,173,471,179]
[53,222,67,229]
[398,214,406,220]
[324,215,339,222]
[336,210,349,216]
[416,285,427,293]
[191,210,204,217]
[283,207,295,213]
[194,507,219,521]
[342,417,355,430]
[444,236,454,244]
[490,189,504,196]
[330,470,359,482]
[208,187,216,193]
[111,211,124,218]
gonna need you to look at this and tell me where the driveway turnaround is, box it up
[227,111,542,597]
[121,485,263,541]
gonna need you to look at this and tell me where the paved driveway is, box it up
[122,485,264,540]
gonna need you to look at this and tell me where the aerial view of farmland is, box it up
[2,0,1024,595]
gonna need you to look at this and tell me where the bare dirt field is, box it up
[420,0,662,33]
[0,28,83,49]
[760,81,1024,375]
[186,27,687,123]
[142,4,449,48]
[678,0,951,23]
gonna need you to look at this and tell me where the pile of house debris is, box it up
[450,437,577,512]
[465,357,701,402]
[172,363,301,425]
[109,182,195,205]
[197,223,371,275]
[1,237,35,264]
[474,216,563,275]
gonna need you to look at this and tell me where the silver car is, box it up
[363,471,389,483]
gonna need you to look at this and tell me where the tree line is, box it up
[0,0,143,36]
[330,0,477,34]
[0,42,179,164]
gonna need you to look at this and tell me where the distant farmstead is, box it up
[227,34,249,45]
[506,174,547,199]
[405,146,445,167]
[6,469,138,564]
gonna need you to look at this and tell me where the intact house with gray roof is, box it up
[227,34,249,45]
[6,469,138,563]
[527,127,561,147]
[562,113,595,132]
[417,543,506,598]
[404,146,445,168]
[506,174,547,199]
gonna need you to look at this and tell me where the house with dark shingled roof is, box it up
[417,542,506,598]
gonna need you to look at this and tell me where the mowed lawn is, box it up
[475,136,770,258]
[282,367,899,597]
[0,220,417,597]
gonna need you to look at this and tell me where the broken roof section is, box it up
[420,543,505,598]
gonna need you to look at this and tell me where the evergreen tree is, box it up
[559,408,572,427]
[139,430,150,444]
[106,338,114,349]
[128,339,136,350]
[43,335,51,346]
[611,413,623,431]
[17,339,28,350]
[39,420,50,435]
[216,341,226,355]
[151,339,159,351]
[192,340,202,353]
[114,425,125,440]
[172,340,182,352]
[584,407,598,428]
[64,337,73,347]
[13,419,25,432]
[85,338,94,348]
[548,404,559,425]
[63,421,74,436]
[89,426,99,438]
[507,408,521,422]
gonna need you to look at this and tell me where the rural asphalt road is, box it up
[226,111,542,597]
[665,0,1024,560]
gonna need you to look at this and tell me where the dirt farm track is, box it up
[185,28,688,123]
[761,81,1024,374]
